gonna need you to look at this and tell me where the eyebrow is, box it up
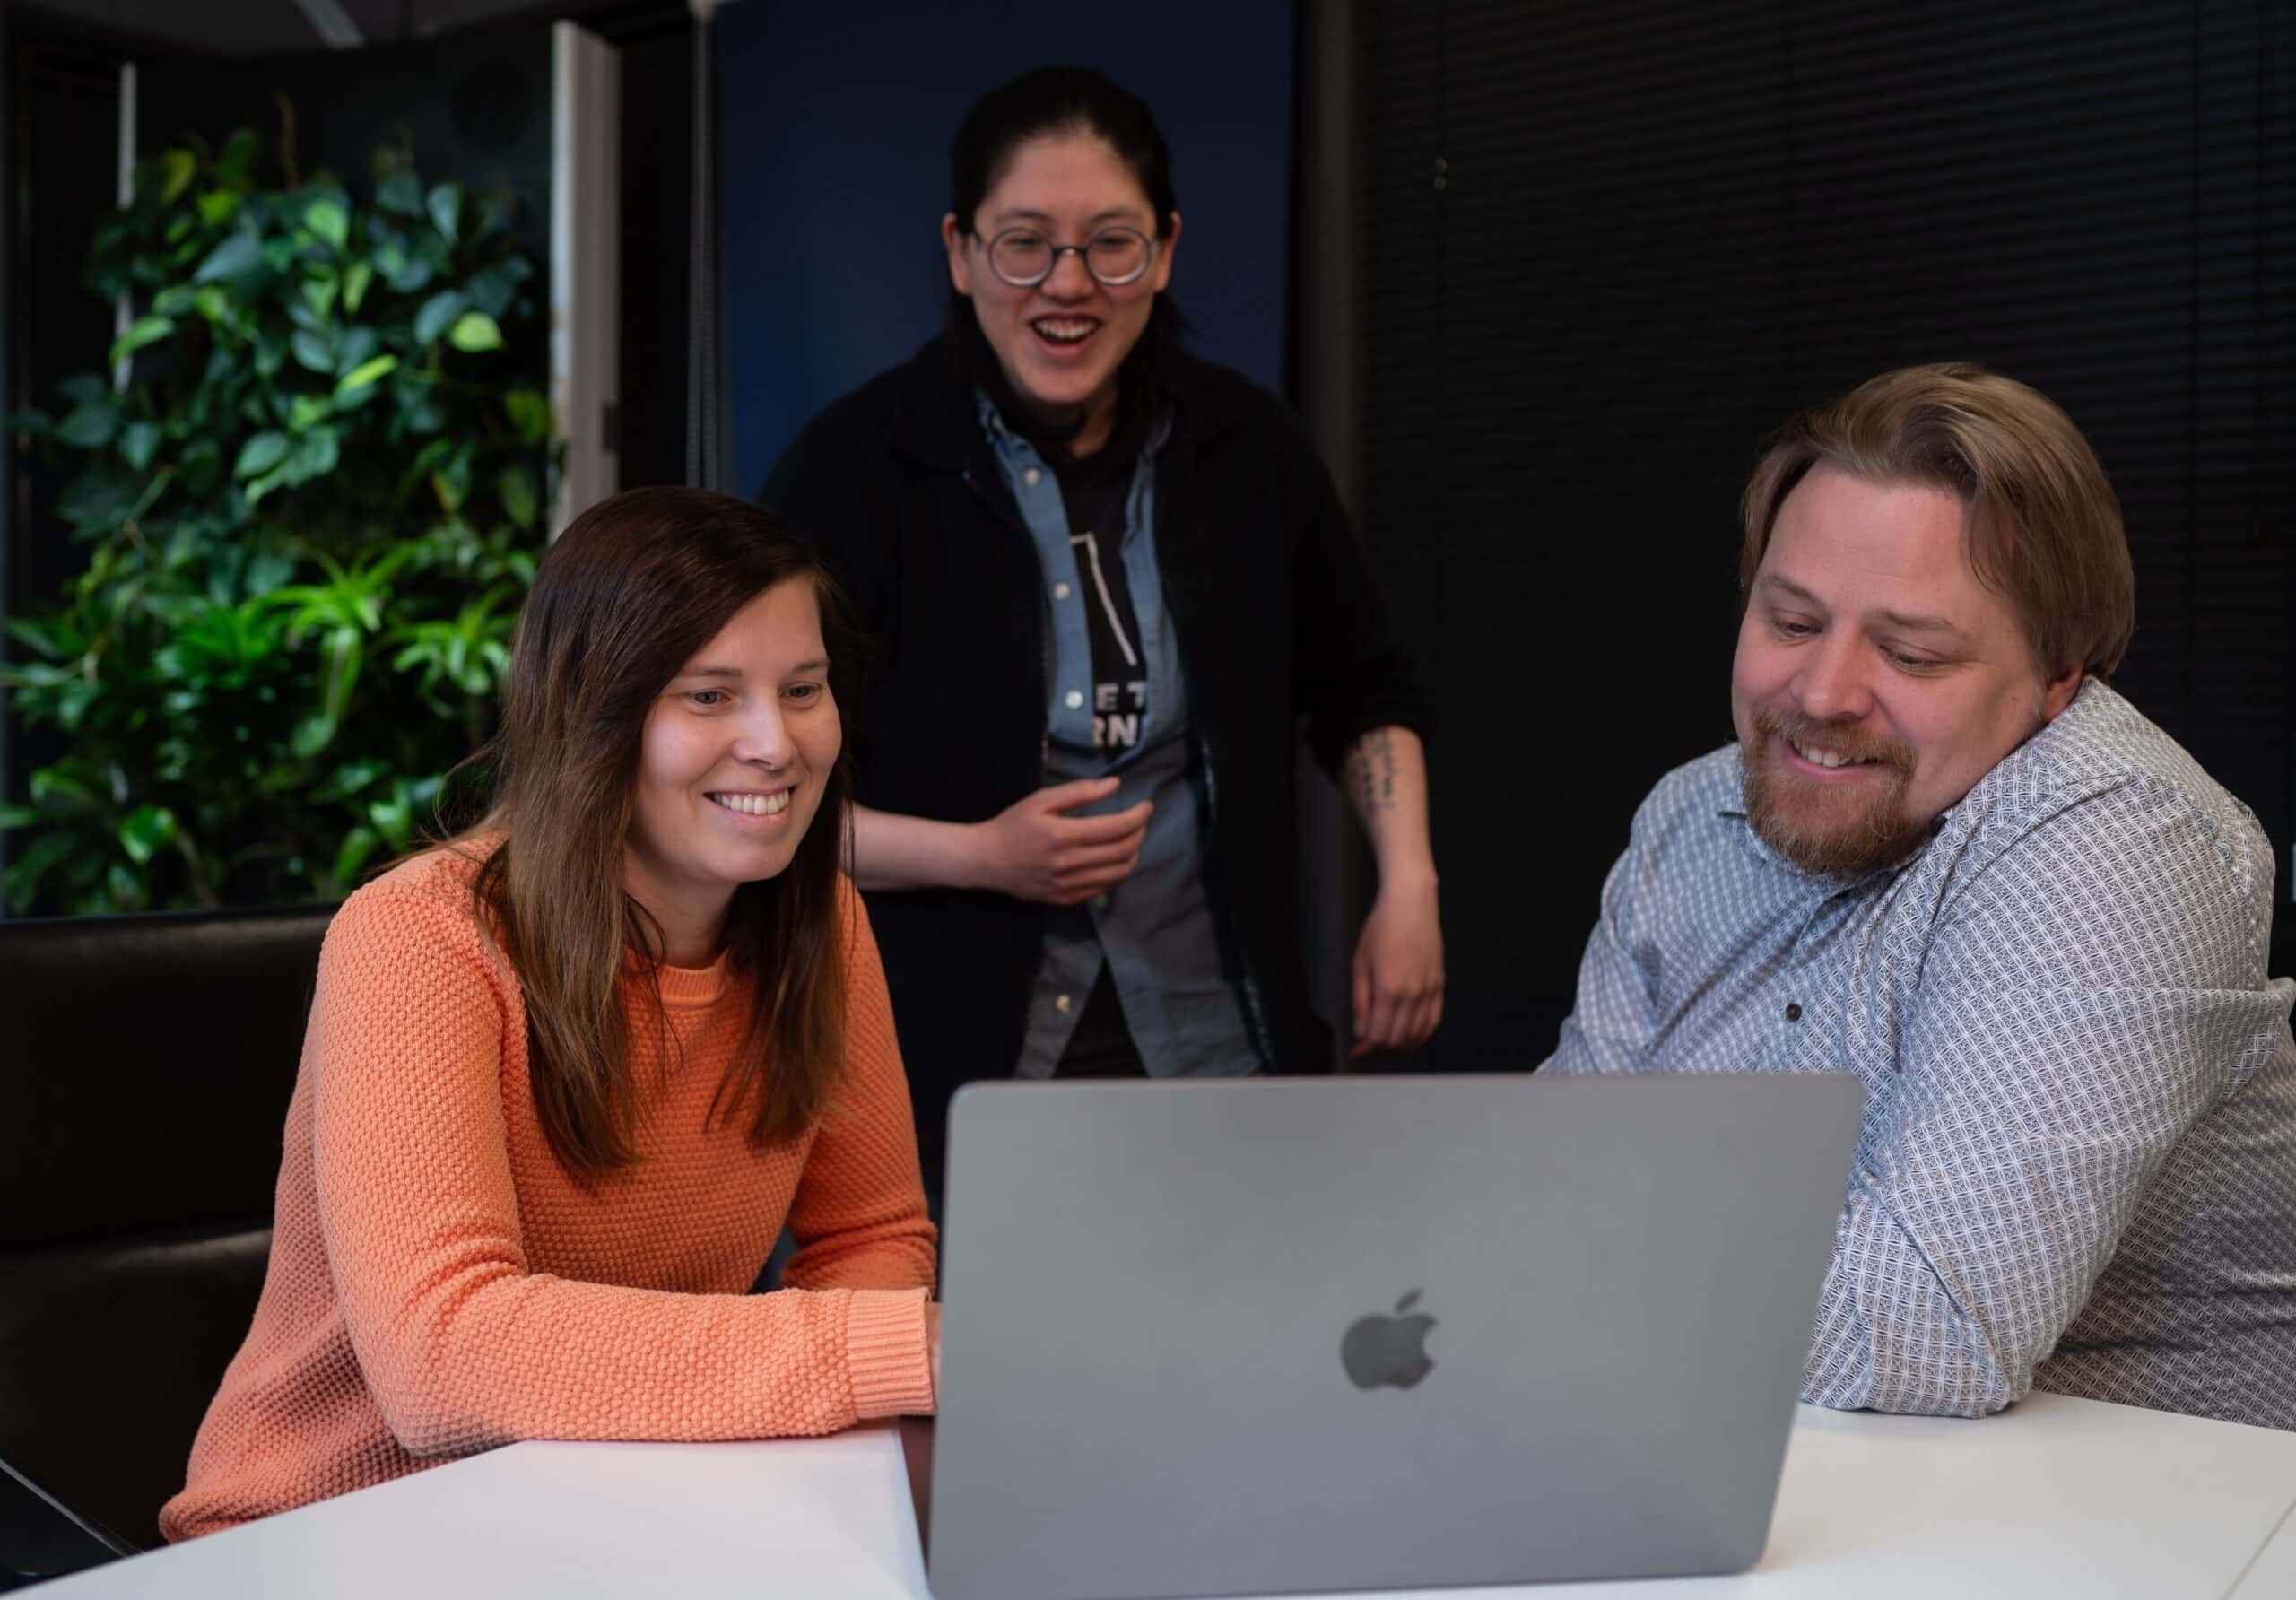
[1756,576,1974,642]
[1871,609,1972,639]
[989,207,1146,227]
[673,658,829,681]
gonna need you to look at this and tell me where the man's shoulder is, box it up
[1989,680,2226,800]
[1609,745,1761,896]
[1635,743,1748,839]
[1952,682,2269,886]
[1931,682,2274,961]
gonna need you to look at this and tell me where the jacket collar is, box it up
[883,334,1253,472]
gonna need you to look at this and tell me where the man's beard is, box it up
[1739,708,1928,875]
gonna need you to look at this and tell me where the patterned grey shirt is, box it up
[1542,681,2296,1427]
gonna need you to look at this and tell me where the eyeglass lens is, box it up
[988,229,1152,286]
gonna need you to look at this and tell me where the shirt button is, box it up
[1053,582,1072,600]
[1023,467,1043,488]
[1784,1003,1803,1022]
[1091,893,1109,909]
[1055,993,1072,1013]
[1065,690,1084,709]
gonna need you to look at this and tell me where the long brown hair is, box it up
[448,487,859,1176]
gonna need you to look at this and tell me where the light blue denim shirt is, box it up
[977,396,1263,1079]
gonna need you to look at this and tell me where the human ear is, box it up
[1151,212,1182,293]
[942,214,973,297]
[2039,664,2083,724]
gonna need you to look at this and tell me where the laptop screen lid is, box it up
[928,1072,1861,1600]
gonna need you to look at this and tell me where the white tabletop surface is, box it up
[2228,1496,2296,1600]
[43,1392,2296,1599]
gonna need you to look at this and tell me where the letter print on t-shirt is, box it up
[1071,529,1147,754]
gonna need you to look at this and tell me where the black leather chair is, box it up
[0,903,333,1585]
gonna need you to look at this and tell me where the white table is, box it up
[2230,1496,2296,1600]
[42,1393,2296,1598]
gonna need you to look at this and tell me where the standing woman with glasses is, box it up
[762,67,1441,1196]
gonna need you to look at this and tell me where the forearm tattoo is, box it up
[1347,730,1398,817]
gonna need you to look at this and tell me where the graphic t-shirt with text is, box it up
[1051,448,1147,756]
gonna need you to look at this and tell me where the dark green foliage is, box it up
[1,127,556,914]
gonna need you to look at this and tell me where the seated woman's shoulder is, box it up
[328,834,503,949]
[363,832,498,897]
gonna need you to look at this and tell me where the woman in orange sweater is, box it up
[161,487,939,1540]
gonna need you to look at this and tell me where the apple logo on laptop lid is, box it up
[1342,1291,1437,1390]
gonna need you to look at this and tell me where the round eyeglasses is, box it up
[981,225,1158,288]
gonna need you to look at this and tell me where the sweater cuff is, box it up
[845,1288,935,1420]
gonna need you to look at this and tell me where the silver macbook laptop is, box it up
[927,1072,1862,1600]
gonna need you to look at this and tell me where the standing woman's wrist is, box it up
[1376,857,1439,898]
[953,818,993,893]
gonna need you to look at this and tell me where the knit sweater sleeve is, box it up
[308,881,934,1459]
[779,882,939,1309]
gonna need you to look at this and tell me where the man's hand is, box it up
[1351,872,1444,1058]
[969,777,1152,905]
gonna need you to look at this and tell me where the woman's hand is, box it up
[1351,871,1445,1059]
[969,777,1152,905]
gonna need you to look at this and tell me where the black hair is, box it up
[943,65,1187,457]
[950,65,1178,240]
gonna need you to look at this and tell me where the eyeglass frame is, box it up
[974,224,1162,289]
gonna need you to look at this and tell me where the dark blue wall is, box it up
[717,2,1294,499]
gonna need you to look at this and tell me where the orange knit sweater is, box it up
[160,844,937,1541]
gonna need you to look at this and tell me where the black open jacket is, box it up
[761,336,1430,1185]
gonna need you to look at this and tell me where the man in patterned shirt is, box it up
[1543,363,2296,1427]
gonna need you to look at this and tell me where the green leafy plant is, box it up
[2,125,556,915]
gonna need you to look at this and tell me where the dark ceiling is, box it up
[16,0,685,56]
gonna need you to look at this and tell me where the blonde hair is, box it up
[1740,362,2135,678]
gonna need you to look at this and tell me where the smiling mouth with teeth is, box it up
[708,790,790,817]
[1751,709,1910,778]
[1787,738,1882,770]
[1031,318,1099,345]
